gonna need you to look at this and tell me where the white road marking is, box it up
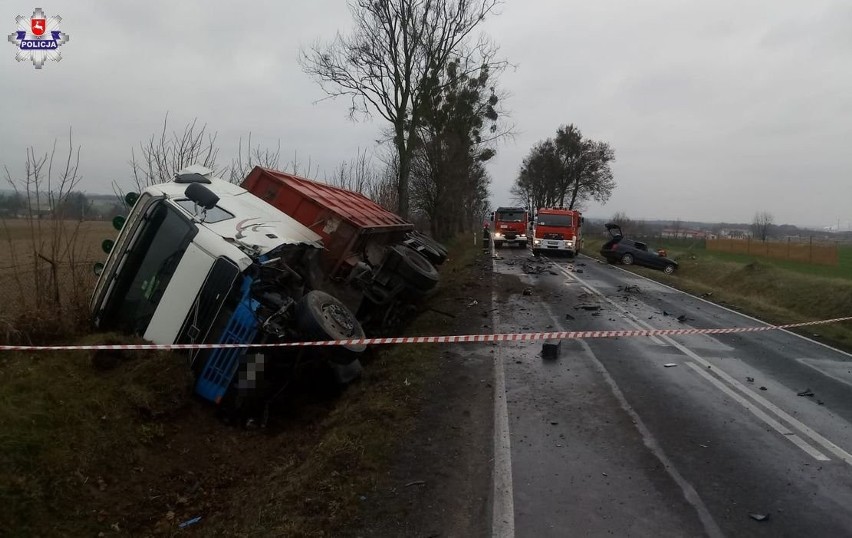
[569,267,852,466]
[685,362,829,461]
[577,340,725,538]
[491,289,515,537]
[560,264,667,345]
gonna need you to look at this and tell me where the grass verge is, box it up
[582,238,852,352]
[0,234,487,537]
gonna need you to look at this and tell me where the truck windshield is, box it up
[101,202,196,335]
[496,211,526,222]
[537,214,574,227]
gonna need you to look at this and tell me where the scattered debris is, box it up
[760,386,768,391]
[179,516,202,529]
[676,315,689,323]
[601,472,608,477]
[575,269,584,273]
[467,299,478,307]
[818,400,825,405]
[699,444,708,448]
[577,263,586,266]
[492,255,503,260]
[522,288,533,296]
[550,421,559,425]
[664,363,677,368]
[797,388,815,397]
[542,340,562,359]
[578,305,601,311]
[591,312,601,317]
[662,310,670,316]
[617,285,641,294]
[749,513,770,522]
[522,258,551,275]
[813,333,821,338]
[548,270,559,275]
[700,292,713,298]
[565,314,575,320]
[746,377,754,383]
[405,480,426,487]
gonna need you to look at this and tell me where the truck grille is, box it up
[543,233,564,240]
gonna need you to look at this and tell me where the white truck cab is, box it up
[91,166,365,412]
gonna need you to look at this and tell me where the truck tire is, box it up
[409,231,448,265]
[296,291,367,359]
[389,245,439,292]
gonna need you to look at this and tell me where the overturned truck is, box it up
[90,165,445,415]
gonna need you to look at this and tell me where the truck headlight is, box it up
[494,232,503,239]
[533,239,541,245]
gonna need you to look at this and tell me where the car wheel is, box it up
[389,245,439,292]
[664,264,676,275]
[621,253,634,265]
[297,290,367,358]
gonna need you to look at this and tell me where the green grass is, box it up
[582,238,852,351]
[0,234,488,537]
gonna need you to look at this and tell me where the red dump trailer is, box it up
[242,167,447,333]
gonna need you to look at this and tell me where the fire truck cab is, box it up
[490,207,529,248]
[532,207,584,257]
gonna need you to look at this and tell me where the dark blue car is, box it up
[600,223,678,274]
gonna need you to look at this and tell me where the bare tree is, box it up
[325,147,380,194]
[3,129,92,314]
[610,211,632,230]
[300,0,502,218]
[752,211,774,241]
[129,113,220,190]
[227,132,282,183]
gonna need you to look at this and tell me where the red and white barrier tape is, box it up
[1,316,850,352]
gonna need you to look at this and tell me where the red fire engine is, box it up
[532,207,584,257]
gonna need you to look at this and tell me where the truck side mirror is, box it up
[185,182,219,211]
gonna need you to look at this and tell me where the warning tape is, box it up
[1,316,850,352]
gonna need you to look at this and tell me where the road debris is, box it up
[405,480,426,487]
[700,292,713,298]
[522,258,551,275]
[749,513,770,522]
[664,363,677,368]
[522,288,533,296]
[179,516,202,529]
[565,314,575,320]
[617,285,641,294]
[550,421,559,425]
[662,310,670,316]
[818,400,825,405]
[760,386,768,391]
[577,305,601,311]
[746,377,755,383]
[676,315,689,323]
[542,340,562,359]
[797,388,815,397]
[575,269,584,273]
[467,300,478,307]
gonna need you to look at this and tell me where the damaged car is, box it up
[600,223,678,274]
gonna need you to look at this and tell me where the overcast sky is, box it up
[3,0,851,228]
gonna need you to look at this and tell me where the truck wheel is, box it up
[389,245,439,292]
[409,231,448,265]
[297,291,367,359]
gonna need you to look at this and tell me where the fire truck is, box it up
[531,207,584,257]
[490,207,529,248]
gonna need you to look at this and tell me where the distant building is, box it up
[719,228,752,239]
[660,228,716,240]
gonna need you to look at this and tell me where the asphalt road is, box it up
[490,245,852,537]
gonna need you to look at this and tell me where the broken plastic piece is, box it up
[522,288,532,296]
[179,516,202,529]
[797,389,815,397]
[749,513,769,522]
[664,363,677,368]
